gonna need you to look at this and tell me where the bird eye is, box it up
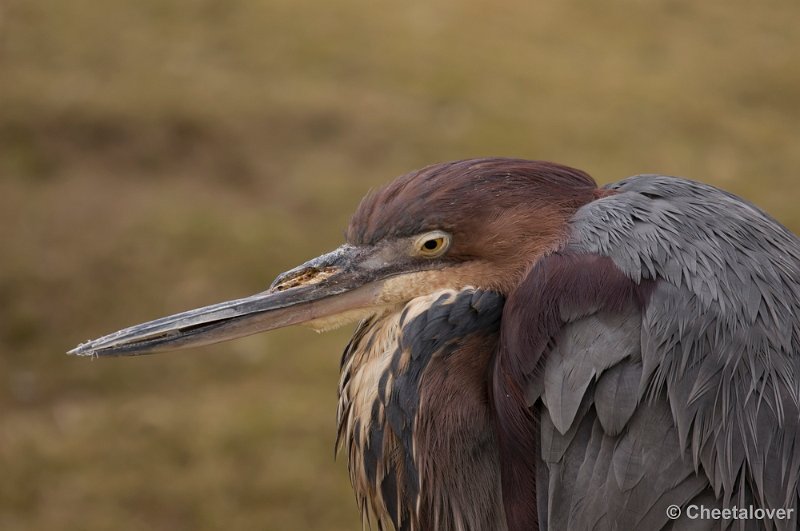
[414,231,451,258]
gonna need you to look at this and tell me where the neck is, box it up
[336,288,507,530]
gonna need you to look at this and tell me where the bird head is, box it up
[69,158,598,357]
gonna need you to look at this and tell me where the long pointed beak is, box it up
[68,245,386,357]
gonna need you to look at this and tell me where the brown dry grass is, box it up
[1,0,799,529]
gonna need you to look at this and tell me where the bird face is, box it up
[69,158,598,358]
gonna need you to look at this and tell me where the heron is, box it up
[70,158,800,530]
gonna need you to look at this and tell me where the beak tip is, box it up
[67,342,94,357]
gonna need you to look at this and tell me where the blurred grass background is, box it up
[1,0,799,529]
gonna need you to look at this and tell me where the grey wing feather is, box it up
[594,359,641,437]
[536,175,800,530]
[543,307,642,435]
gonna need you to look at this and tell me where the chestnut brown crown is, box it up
[347,158,600,293]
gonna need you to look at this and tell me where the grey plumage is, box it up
[536,176,800,529]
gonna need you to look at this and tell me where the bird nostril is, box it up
[271,266,338,292]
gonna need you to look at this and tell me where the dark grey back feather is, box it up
[533,176,800,530]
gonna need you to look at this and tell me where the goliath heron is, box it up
[70,158,800,530]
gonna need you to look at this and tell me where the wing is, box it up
[492,176,800,530]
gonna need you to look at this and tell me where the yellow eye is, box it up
[414,231,451,258]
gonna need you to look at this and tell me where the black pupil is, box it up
[423,239,440,250]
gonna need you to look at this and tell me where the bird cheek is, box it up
[377,270,462,306]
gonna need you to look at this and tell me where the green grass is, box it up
[2,0,799,529]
